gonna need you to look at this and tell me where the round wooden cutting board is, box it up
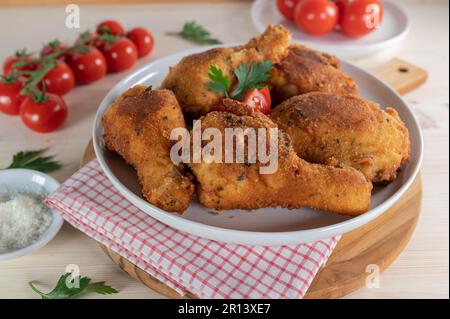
[81,143,422,299]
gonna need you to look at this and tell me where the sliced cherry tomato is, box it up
[40,40,71,63]
[259,86,272,109]
[242,87,271,114]
[3,50,35,76]
[97,20,125,36]
[294,0,339,36]
[102,38,138,72]
[277,0,302,21]
[42,61,75,96]
[340,0,383,37]
[20,94,68,133]
[70,47,107,84]
[126,27,154,58]
[0,79,24,116]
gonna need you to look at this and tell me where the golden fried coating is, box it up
[161,24,291,118]
[102,86,194,213]
[270,92,410,183]
[270,45,358,104]
[189,100,372,216]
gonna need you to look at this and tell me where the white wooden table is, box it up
[0,0,448,299]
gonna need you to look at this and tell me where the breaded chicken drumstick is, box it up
[161,24,291,118]
[189,100,372,216]
[270,92,410,183]
[270,44,358,104]
[103,86,194,213]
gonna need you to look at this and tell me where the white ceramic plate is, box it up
[251,0,409,59]
[0,169,64,261]
[93,46,422,246]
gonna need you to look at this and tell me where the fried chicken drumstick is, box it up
[270,92,410,183]
[103,86,194,213]
[161,24,291,118]
[189,100,372,216]
[270,45,358,104]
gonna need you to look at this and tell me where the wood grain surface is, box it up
[0,1,447,299]
[374,58,429,95]
[0,0,247,5]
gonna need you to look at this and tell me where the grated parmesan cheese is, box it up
[0,194,52,253]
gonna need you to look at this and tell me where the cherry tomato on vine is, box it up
[75,31,106,52]
[70,47,107,84]
[294,0,339,36]
[0,79,24,116]
[3,50,35,76]
[20,93,68,133]
[97,20,125,36]
[277,0,302,21]
[339,0,383,37]
[42,61,75,96]
[102,38,138,72]
[40,40,71,63]
[242,86,272,114]
[126,27,154,58]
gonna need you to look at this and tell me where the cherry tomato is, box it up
[335,0,347,27]
[40,40,71,63]
[102,38,138,72]
[75,31,106,52]
[20,94,68,133]
[0,80,24,116]
[242,87,271,114]
[97,20,125,36]
[294,0,339,36]
[277,0,302,21]
[70,47,107,84]
[126,27,154,58]
[340,0,383,37]
[3,51,35,76]
[42,61,75,96]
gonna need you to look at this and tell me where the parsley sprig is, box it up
[207,60,273,99]
[167,21,222,45]
[207,66,231,97]
[29,273,118,299]
[6,149,62,173]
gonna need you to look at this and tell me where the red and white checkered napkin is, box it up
[45,159,340,299]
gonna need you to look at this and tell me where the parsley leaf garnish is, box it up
[207,65,230,97]
[6,149,61,173]
[207,60,273,99]
[230,61,273,99]
[28,273,118,299]
[167,21,222,45]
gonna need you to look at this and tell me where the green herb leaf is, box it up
[84,281,119,295]
[167,21,222,45]
[28,273,118,299]
[207,65,230,97]
[230,60,273,99]
[205,60,273,99]
[6,149,62,173]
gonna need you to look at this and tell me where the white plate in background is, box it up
[92,46,422,246]
[251,0,409,59]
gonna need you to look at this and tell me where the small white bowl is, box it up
[0,169,63,261]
